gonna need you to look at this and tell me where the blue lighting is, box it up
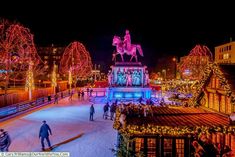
[124,93,133,98]
[134,92,142,98]
[114,92,123,98]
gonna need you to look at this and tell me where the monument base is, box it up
[106,87,151,100]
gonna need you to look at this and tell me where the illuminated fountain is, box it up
[107,30,151,100]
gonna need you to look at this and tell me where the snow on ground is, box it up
[0,95,117,157]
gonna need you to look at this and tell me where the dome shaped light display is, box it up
[178,44,213,80]
[0,19,43,102]
[60,41,92,89]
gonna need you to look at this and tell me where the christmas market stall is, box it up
[113,104,235,156]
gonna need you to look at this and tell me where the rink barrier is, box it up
[0,89,75,120]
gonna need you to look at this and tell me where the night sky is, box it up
[1,1,234,71]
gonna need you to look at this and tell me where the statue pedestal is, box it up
[106,87,151,100]
[107,62,151,100]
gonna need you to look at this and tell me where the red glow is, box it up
[0,19,43,82]
[60,41,92,79]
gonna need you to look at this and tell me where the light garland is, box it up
[60,41,92,80]
[25,61,35,91]
[51,64,57,88]
[190,62,235,107]
[113,105,235,137]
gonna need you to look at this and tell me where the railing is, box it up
[0,89,75,119]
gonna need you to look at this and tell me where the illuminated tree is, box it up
[178,45,213,80]
[0,18,43,104]
[60,41,92,89]
[25,61,35,100]
[51,64,57,94]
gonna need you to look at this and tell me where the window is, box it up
[223,53,229,59]
[164,139,172,157]
[215,78,220,89]
[53,48,57,54]
[147,138,156,157]
[212,78,215,88]
[135,138,144,154]
[176,139,184,157]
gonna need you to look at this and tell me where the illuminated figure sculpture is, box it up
[112,30,143,62]
[123,30,131,51]
[117,70,122,86]
[144,70,150,86]
[126,71,132,87]
[108,70,113,86]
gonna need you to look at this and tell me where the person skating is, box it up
[110,103,116,120]
[0,129,11,152]
[39,120,52,151]
[103,102,110,119]
[90,104,95,121]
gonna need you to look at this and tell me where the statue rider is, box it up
[123,29,131,52]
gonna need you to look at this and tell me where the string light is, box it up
[113,105,235,136]
[189,62,235,107]
[60,41,92,81]
[51,64,57,88]
[178,45,212,80]
[25,61,35,91]
[0,19,43,82]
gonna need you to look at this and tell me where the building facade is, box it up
[37,44,65,80]
[215,41,235,64]
[191,63,235,115]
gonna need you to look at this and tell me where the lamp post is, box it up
[162,69,166,81]
[172,57,177,79]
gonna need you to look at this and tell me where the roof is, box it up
[189,63,235,107]
[113,105,234,136]
[126,106,229,127]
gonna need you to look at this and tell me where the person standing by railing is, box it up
[54,93,58,104]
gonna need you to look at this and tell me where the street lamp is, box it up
[172,57,177,79]
[162,69,166,80]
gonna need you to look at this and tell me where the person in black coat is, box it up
[90,104,95,121]
[110,103,116,120]
[39,120,52,151]
[0,129,11,152]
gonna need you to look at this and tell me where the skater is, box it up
[110,103,116,120]
[54,93,58,104]
[39,120,52,151]
[90,104,95,121]
[0,129,11,152]
[81,91,85,100]
[69,91,73,101]
[103,102,110,119]
[78,90,81,100]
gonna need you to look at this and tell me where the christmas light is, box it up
[178,45,212,80]
[25,61,35,100]
[60,41,92,87]
[51,64,57,93]
[113,105,235,137]
[189,62,235,108]
[0,19,43,82]
[68,69,72,90]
